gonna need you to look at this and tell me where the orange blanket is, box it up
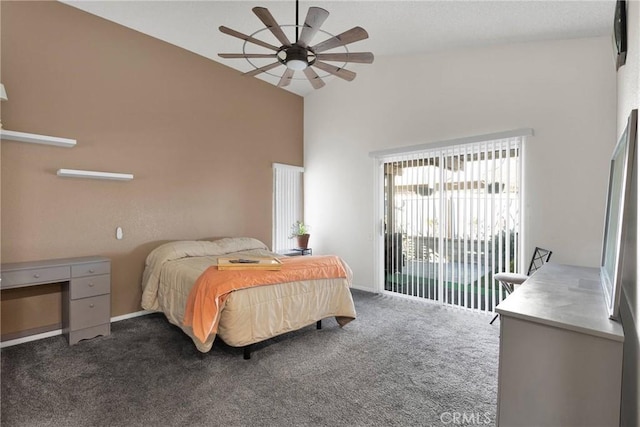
[183,255,348,344]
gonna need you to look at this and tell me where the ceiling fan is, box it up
[218,1,374,89]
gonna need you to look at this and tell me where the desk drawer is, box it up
[71,261,110,278]
[70,275,110,300]
[1,266,69,289]
[69,294,110,330]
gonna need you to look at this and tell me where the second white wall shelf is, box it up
[0,129,76,147]
[1,130,134,181]
[57,169,134,181]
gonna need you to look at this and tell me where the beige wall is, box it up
[0,1,303,337]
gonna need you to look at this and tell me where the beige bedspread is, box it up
[141,238,357,352]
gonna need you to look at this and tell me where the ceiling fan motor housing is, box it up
[280,45,314,70]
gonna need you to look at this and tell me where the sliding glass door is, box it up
[379,136,523,313]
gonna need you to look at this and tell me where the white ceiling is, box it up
[62,0,615,97]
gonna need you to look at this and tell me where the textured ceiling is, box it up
[62,1,616,96]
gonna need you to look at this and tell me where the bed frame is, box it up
[242,320,323,360]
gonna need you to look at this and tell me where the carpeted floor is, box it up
[1,290,500,426]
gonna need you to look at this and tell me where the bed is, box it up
[141,237,357,357]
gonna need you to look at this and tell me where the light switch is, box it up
[116,227,123,240]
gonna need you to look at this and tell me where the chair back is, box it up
[527,247,552,275]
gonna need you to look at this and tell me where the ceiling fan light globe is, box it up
[286,59,308,71]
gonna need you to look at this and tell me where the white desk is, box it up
[1,256,111,345]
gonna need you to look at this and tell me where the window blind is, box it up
[379,135,524,313]
[272,163,304,253]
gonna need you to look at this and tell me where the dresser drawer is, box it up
[71,261,110,278]
[70,275,110,300]
[1,266,69,289]
[69,294,110,330]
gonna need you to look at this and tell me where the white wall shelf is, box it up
[57,169,134,181]
[0,129,76,147]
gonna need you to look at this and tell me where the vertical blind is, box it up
[272,163,304,252]
[380,136,524,313]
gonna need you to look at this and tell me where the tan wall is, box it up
[0,1,303,337]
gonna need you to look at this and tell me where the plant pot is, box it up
[296,234,310,249]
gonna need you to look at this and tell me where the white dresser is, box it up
[496,263,624,427]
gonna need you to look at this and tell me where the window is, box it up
[272,163,304,252]
[373,130,530,313]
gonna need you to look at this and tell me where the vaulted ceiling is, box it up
[63,1,616,96]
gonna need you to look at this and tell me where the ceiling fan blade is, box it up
[303,67,326,89]
[219,53,277,59]
[219,26,279,51]
[315,52,374,64]
[311,27,369,53]
[312,61,356,81]
[253,7,291,47]
[244,62,282,77]
[297,7,330,48]
[278,69,295,87]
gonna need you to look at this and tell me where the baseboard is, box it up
[111,309,153,322]
[0,310,153,349]
[1,323,62,342]
[0,328,64,348]
[350,284,377,293]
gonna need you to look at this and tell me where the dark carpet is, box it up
[1,290,500,426]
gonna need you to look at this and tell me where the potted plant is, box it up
[290,221,310,249]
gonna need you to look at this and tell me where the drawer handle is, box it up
[33,274,40,279]
[88,269,95,274]
[89,304,95,308]
[88,283,94,287]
